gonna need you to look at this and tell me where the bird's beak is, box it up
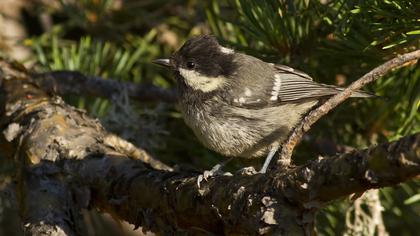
[152,58,171,68]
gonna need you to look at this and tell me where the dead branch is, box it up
[278,50,420,168]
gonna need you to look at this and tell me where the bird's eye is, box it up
[186,61,195,69]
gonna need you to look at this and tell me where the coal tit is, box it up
[153,35,373,173]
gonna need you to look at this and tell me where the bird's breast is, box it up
[179,97,296,158]
[181,102,259,158]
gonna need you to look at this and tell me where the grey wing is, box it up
[276,66,373,102]
[274,64,313,81]
[227,64,373,109]
[276,72,343,102]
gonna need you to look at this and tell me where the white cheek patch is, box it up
[179,68,226,92]
[219,46,234,54]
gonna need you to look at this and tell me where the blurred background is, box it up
[0,0,418,235]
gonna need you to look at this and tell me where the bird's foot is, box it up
[197,158,232,188]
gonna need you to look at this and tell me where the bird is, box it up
[153,35,373,174]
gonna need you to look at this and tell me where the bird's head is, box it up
[153,35,237,93]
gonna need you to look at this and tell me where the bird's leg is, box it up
[197,158,233,188]
[259,146,279,174]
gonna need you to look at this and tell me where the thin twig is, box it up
[104,133,173,171]
[277,50,420,168]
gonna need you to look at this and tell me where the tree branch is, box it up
[20,162,83,236]
[32,71,177,103]
[63,132,418,235]
[277,50,420,168]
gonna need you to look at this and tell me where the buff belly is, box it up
[181,101,317,159]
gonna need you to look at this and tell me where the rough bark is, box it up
[0,57,419,235]
[64,133,418,235]
[19,163,82,236]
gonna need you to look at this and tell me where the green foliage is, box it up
[28,31,161,82]
[208,0,333,60]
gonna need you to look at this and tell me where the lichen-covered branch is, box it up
[0,57,419,235]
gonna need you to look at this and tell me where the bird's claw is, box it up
[236,166,257,175]
[196,158,233,189]
[197,169,219,188]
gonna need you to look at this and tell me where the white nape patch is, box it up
[179,68,226,92]
[270,74,282,101]
[244,88,252,96]
[219,46,234,54]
